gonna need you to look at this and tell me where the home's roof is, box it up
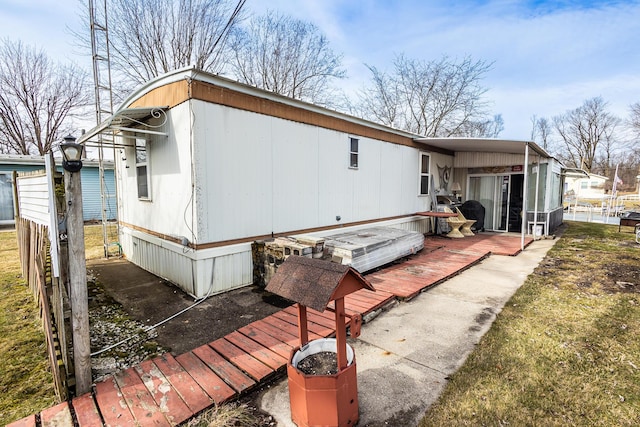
[0,153,113,168]
[564,171,608,180]
[78,66,546,157]
[562,167,591,178]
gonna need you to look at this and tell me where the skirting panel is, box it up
[119,216,429,298]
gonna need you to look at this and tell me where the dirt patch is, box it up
[532,237,640,295]
[296,352,338,376]
[603,262,640,294]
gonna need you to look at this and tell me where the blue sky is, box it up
[1,0,639,140]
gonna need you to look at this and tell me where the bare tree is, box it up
[451,114,504,138]
[630,102,640,137]
[553,97,620,172]
[85,0,246,92]
[530,115,552,150]
[355,55,493,137]
[228,11,346,105]
[0,39,89,155]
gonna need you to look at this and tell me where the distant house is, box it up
[0,154,116,225]
[79,67,565,298]
[564,173,608,200]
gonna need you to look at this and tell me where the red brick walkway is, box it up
[7,233,531,427]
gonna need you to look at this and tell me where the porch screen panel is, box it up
[549,170,562,209]
[526,163,547,211]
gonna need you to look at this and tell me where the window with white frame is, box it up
[349,137,359,168]
[135,138,150,200]
[419,153,430,195]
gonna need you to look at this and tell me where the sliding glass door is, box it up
[468,175,514,232]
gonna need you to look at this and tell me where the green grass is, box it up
[421,221,640,426]
[0,224,117,425]
[0,230,56,425]
[84,223,119,260]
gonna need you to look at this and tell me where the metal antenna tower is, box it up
[89,0,119,257]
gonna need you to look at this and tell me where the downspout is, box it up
[521,144,529,250]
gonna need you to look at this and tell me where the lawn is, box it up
[421,221,640,426]
[0,224,115,425]
[0,229,56,425]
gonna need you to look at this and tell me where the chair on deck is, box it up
[443,207,466,238]
[455,207,476,236]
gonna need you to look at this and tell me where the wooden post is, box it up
[297,304,309,347]
[65,169,91,395]
[335,297,348,371]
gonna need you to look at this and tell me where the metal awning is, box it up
[78,106,169,145]
[413,137,551,157]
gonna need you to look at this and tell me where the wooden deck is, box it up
[8,233,531,427]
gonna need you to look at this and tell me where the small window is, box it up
[419,153,430,195]
[135,138,150,200]
[349,137,359,168]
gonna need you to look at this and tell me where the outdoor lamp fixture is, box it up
[60,135,84,172]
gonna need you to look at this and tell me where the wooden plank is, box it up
[210,337,275,380]
[5,414,36,427]
[40,401,73,427]
[282,306,336,329]
[271,311,335,337]
[304,308,342,328]
[72,394,104,427]
[250,317,301,346]
[135,360,194,426]
[260,314,324,341]
[225,330,288,370]
[94,377,137,427]
[113,367,171,427]
[341,297,372,312]
[174,352,236,404]
[153,353,213,413]
[237,324,294,359]
[345,289,392,305]
[192,344,255,393]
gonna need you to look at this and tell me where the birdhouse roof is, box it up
[265,256,374,312]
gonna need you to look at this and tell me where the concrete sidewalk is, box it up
[260,237,558,426]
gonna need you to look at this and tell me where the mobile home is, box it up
[79,67,562,297]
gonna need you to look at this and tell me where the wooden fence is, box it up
[13,157,72,400]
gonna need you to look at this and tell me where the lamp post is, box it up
[60,134,84,173]
[59,135,91,395]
